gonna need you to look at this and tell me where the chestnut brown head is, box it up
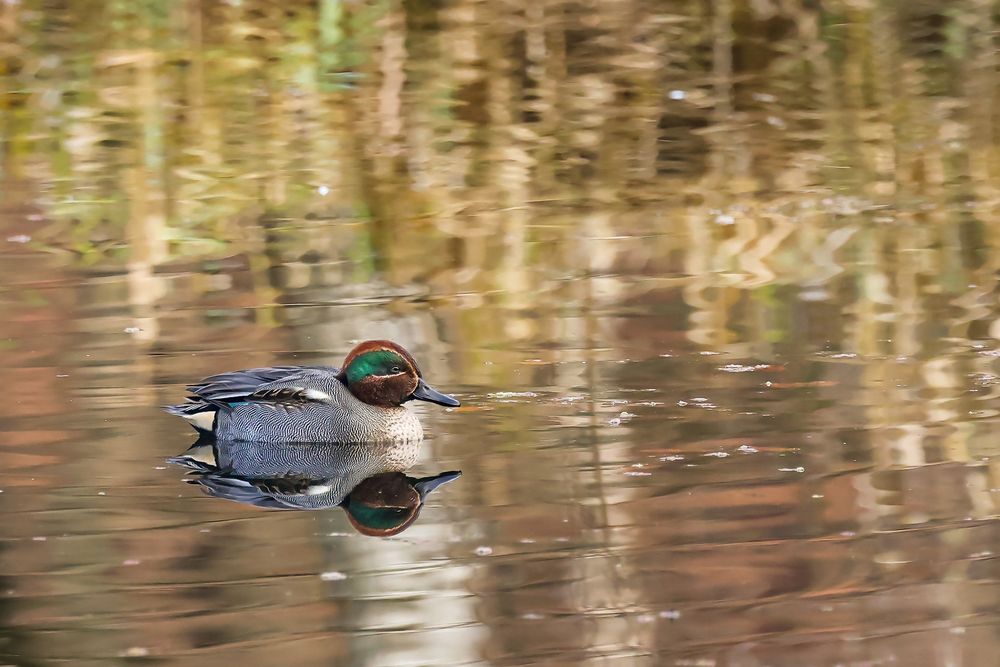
[338,340,460,409]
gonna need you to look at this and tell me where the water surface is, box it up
[1,1,998,665]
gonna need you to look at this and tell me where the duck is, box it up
[165,340,460,442]
[169,437,460,536]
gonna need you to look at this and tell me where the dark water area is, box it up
[1,1,999,665]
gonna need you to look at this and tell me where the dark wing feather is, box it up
[186,365,341,404]
[187,475,297,510]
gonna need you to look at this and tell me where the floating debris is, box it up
[718,364,771,373]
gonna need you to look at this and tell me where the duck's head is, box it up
[341,470,461,536]
[338,340,460,409]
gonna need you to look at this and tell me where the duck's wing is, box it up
[186,475,299,510]
[188,473,339,510]
[186,365,345,407]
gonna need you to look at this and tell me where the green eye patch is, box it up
[345,349,407,384]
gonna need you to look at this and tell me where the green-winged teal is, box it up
[169,438,460,536]
[166,340,460,442]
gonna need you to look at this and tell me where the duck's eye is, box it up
[390,365,402,374]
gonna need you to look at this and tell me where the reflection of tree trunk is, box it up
[123,51,168,406]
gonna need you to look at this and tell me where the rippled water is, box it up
[2,1,999,665]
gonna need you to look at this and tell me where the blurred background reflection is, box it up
[0,0,998,665]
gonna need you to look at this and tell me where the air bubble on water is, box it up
[778,466,805,473]
[636,613,656,624]
[659,609,681,620]
[317,185,330,196]
[98,491,106,496]
[660,455,685,462]
[474,546,493,556]
[608,418,621,426]
[625,471,651,477]
[677,400,688,407]
[32,536,46,542]
[123,327,142,334]
[6,234,31,244]
[521,612,544,620]
[123,559,141,566]
[619,411,635,419]
[737,445,758,454]
[320,571,346,582]
[668,89,686,100]
[811,494,824,499]
[704,451,729,458]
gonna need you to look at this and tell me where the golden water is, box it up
[1,1,998,665]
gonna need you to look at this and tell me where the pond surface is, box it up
[1,1,999,665]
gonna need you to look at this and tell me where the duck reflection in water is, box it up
[169,438,460,536]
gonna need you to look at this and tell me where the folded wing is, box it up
[187,365,342,407]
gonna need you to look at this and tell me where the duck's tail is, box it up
[164,400,218,434]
